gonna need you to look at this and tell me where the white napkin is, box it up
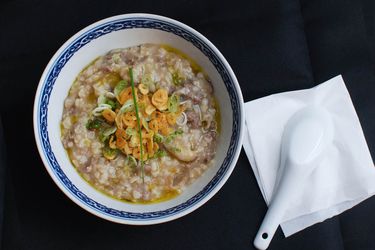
[243,75,375,237]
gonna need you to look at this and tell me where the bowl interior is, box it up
[46,28,232,213]
[35,15,243,224]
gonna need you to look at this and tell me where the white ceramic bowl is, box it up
[33,13,244,225]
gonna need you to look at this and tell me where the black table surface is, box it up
[1,0,375,249]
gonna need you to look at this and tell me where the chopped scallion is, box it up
[165,129,183,143]
[153,133,164,143]
[129,68,145,183]
[153,150,167,158]
[114,80,128,97]
[168,93,180,113]
[103,146,118,160]
[86,118,103,130]
[172,72,183,86]
[126,127,137,136]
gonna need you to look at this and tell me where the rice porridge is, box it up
[61,44,219,203]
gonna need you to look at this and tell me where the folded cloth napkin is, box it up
[243,75,375,237]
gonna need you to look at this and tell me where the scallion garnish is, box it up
[170,147,181,153]
[129,67,145,183]
[153,150,167,158]
[114,80,128,97]
[102,146,118,160]
[105,99,117,109]
[172,72,183,86]
[153,133,164,143]
[86,118,103,130]
[125,127,137,136]
[165,129,183,143]
[167,93,180,113]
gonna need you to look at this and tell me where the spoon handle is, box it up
[254,106,334,250]
[254,163,302,250]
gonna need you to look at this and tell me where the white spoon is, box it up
[253,105,334,250]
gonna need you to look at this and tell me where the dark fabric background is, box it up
[1,0,374,249]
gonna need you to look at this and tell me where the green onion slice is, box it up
[129,68,145,183]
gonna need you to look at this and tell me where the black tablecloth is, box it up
[1,1,375,249]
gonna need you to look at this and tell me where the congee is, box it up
[61,44,219,203]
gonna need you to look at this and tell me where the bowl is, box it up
[33,13,244,225]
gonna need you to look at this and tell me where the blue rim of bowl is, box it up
[36,16,241,221]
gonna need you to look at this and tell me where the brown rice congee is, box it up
[61,44,219,203]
